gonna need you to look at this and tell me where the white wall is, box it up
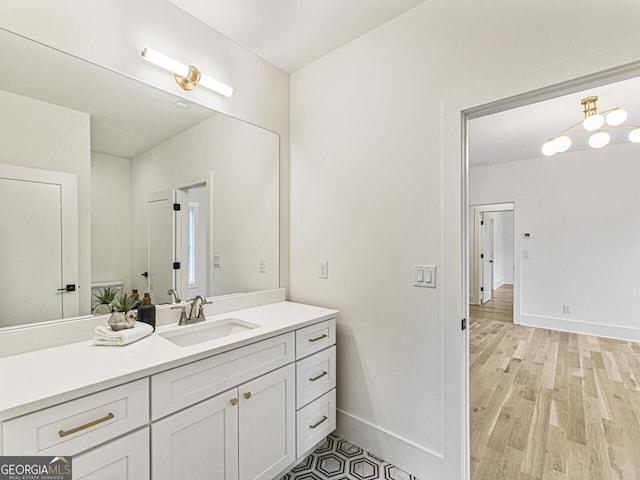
[130,113,279,299]
[0,0,291,293]
[470,143,640,341]
[290,1,640,478]
[91,153,131,295]
[0,90,91,316]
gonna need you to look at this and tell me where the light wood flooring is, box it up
[470,285,640,480]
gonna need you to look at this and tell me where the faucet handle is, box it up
[197,299,213,319]
[171,305,188,326]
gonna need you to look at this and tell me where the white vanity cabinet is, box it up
[151,365,295,480]
[294,319,337,459]
[73,428,150,479]
[0,302,338,480]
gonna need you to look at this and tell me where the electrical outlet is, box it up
[259,258,266,273]
[213,254,221,268]
[319,261,328,279]
[563,304,572,314]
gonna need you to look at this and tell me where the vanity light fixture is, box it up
[541,95,640,156]
[141,47,233,98]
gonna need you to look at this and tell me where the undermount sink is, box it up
[159,318,260,347]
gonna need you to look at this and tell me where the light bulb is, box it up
[629,127,640,143]
[606,108,627,126]
[541,141,556,156]
[141,47,190,78]
[199,73,234,98]
[588,131,610,149]
[552,135,572,153]
[583,114,604,131]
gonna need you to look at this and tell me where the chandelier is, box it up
[541,96,640,156]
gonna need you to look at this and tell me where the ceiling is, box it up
[468,76,640,167]
[167,0,428,73]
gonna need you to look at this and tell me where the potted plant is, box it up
[92,287,118,314]
[108,292,138,331]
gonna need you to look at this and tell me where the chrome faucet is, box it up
[167,288,181,304]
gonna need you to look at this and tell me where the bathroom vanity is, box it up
[0,300,337,480]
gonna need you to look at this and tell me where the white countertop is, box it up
[0,301,338,421]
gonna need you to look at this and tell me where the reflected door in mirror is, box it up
[0,164,79,327]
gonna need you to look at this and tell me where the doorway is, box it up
[461,67,640,480]
[468,203,514,327]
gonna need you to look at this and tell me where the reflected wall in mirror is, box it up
[0,28,279,329]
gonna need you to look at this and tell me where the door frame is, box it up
[444,59,640,479]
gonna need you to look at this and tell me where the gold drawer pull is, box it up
[58,412,114,438]
[309,334,328,342]
[309,371,328,382]
[309,416,328,429]
[244,392,252,400]
[230,398,238,406]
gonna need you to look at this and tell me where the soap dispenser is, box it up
[138,293,156,331]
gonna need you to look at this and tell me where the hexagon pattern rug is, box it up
[279,434,419,480]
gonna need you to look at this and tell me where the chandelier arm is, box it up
[547,119,584,141]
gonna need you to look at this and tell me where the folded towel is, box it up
[93,322,153,346]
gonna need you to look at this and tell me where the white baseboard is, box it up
[335,409,444,479]
[520,314,640,342]
[503,276,513,284]
[469,294,479,305]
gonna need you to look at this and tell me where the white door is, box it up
[480,213,493,304]
[152,389,239,480]
[147,189,188,304]
[238,364,295,480]
[0,164,78,327]
[74,428,149,480]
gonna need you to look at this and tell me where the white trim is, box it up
[335,409,444,479]
[520,314,640,343]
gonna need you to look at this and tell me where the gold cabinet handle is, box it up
[230,398,238,406]
[309,371,328,382]
[309,334,328,342]
[244,392,252,400]
[309,416,328,429]
[58,412,114,438]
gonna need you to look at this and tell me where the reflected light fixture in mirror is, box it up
[141,46,233,98]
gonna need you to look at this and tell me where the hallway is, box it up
[469,286,640,479]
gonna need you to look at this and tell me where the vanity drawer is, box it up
[151,332,294,420]
[296,346,336,409]
[2,378,148,456]
[296,389,336,459]
[295,318,336,360]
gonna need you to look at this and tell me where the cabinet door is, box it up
[73,428,149,480]
[152,388,239,480]
[238,364,295,480]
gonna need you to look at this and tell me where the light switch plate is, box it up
[213,254,221,268]
[414,265,436,288]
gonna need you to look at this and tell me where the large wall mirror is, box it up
[0,28,279,329]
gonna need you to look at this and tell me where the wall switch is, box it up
[213,254,221,268]
[259,258,266,273]
[563,304,572,314]
[522,250,530,259]
[414,265,436,288]
[319,261,328,279]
